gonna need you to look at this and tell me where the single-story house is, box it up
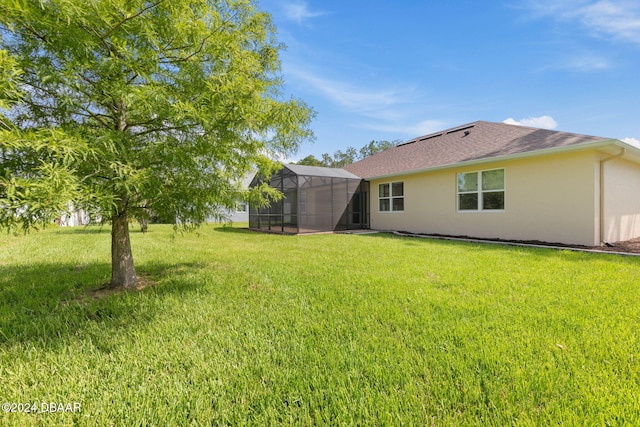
[250,121,640,246]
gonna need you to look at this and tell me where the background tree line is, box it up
[295,139,400,168]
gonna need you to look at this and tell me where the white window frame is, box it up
[236,202,248,213]
[457,168,505,212]
[378,181,404,212]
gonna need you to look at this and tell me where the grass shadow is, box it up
[53,226,108,235]
[213,225,252,234]
[356,231,626,261]
[0,259,209,350]
[54,227,157,235]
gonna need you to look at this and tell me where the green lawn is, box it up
[1,224,639,426]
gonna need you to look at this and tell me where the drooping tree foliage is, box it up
[0,0,314,288]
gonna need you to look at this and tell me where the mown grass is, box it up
[0,224,639,426]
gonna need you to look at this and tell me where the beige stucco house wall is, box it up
[369,149,640,247]
[602,156,640,243]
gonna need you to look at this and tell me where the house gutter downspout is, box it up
[599,147,625,245]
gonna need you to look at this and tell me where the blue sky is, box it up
[257,0,640,160]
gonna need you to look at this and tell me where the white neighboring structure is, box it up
[60,204,247,227]
[205,173,254,223]
[59,172,254,226]
[59,207,91,226]
[206,202,249,223]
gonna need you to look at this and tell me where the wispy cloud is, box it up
[286,65,417,119]
[503,115,558,129]
[563,55,611,71]
[362,120,450,137]
[580,1,640,44]
[525,0,640,45]
[285,64,447,137]
[280,1,326,24]
[548,54,611,72]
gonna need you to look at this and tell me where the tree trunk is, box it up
[110,211,137,289]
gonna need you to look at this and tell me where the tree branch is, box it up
[21,22,50,44]
[78,23,113,56]
[72,110,113,128]
[131,124,190,138]
[158,32,215,64]
[0,116,14,131]
[101,1,164,41]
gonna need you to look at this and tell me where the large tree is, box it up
[0,0,314,288]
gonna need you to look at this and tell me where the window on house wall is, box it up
[379,182,404,212]
[236,202,248,213]
[457,169,504,211]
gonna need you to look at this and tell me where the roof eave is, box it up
[364,139,632,181]
[283,164,362,180]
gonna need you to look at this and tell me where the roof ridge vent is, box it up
[446,125,474,135]
[397,124,475,147]
[419,133,443,142]
[397,139,417,147]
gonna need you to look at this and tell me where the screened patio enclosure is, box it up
[249,164,369,234]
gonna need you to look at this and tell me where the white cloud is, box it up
[526,0,640,45]
[503,115,558,129]
[622,137,640,147]
[281,1,326,24]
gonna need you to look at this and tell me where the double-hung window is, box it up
[379,182,404,212]
[457,169,505,211]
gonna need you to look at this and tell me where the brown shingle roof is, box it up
[343,121,611,179]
